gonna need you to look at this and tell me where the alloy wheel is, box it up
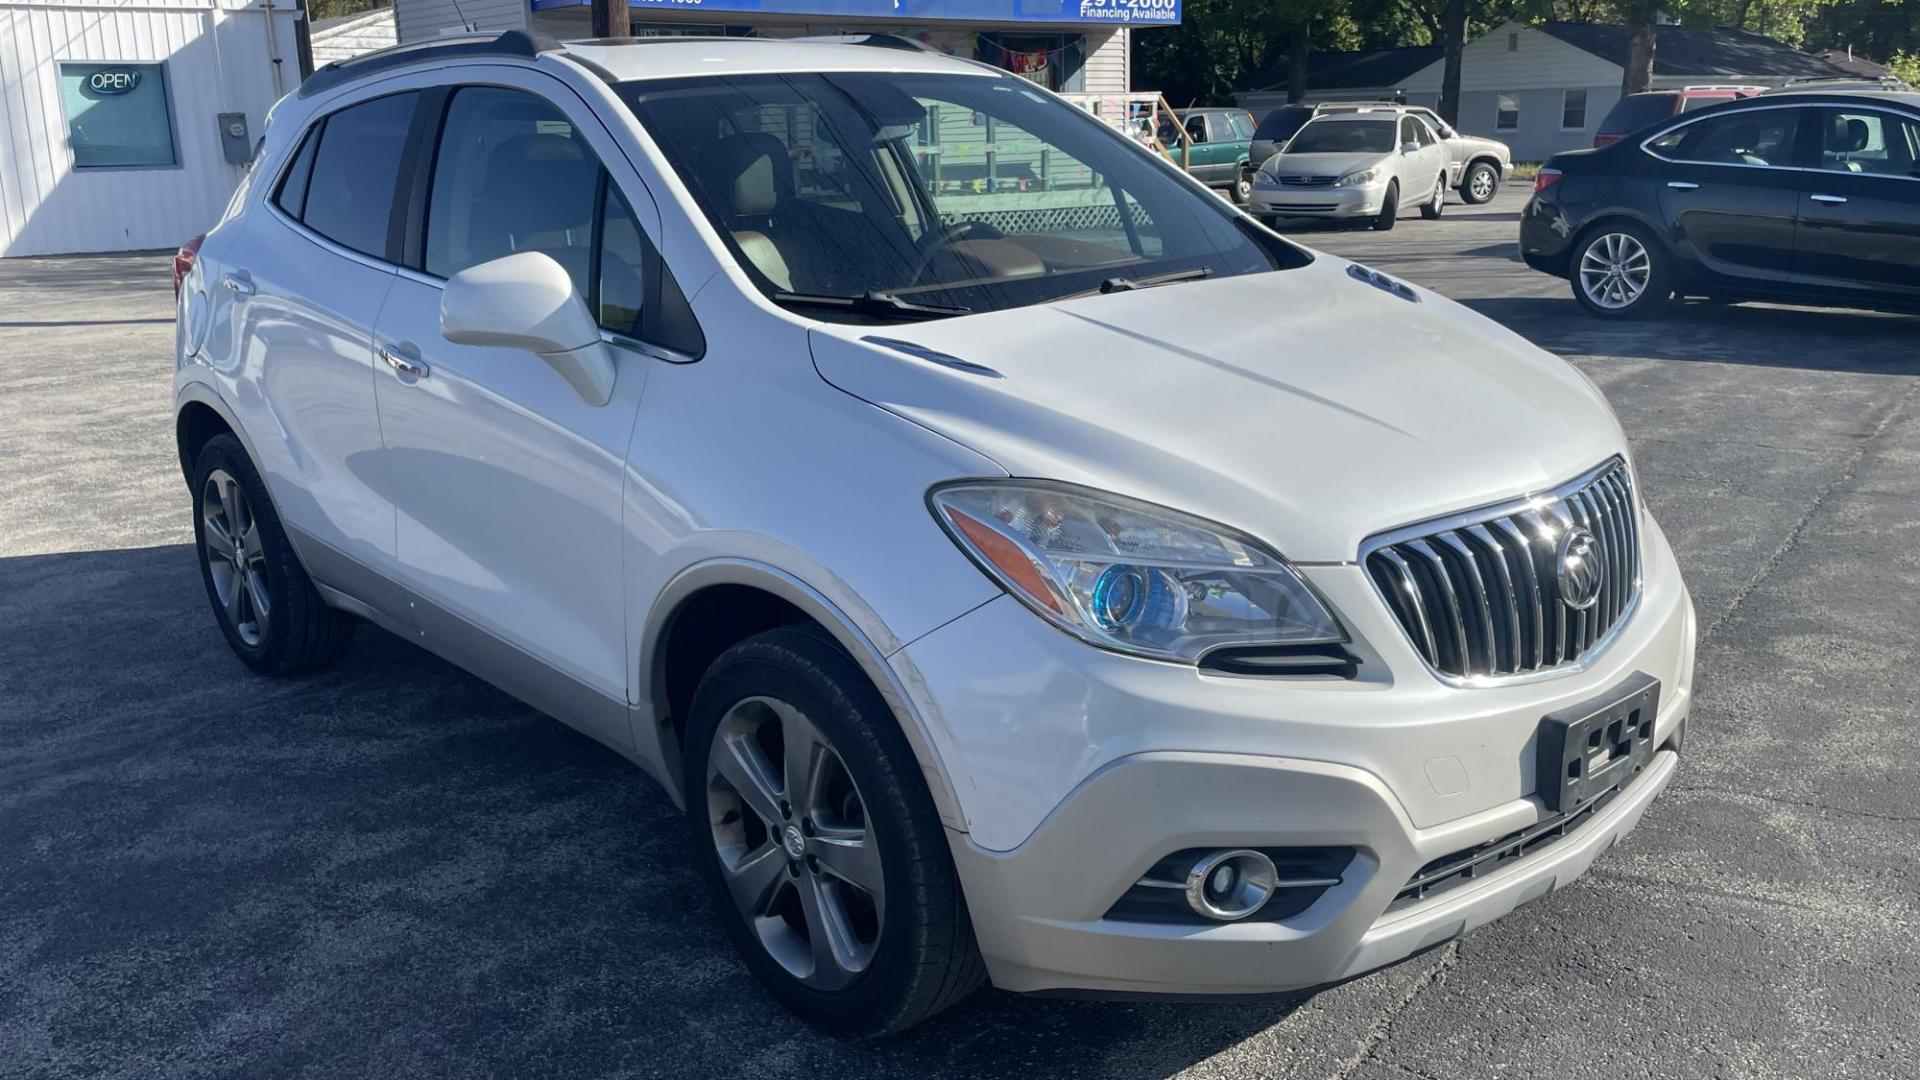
[706,695,884,990]
[1470,167,1496,201]
[201,468,270,647]
[1578,232,1653,310]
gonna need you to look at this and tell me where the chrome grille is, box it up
[1278,175,1338,187]
[1363,460,1641,681]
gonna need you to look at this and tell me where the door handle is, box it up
[221,272,255,296]
[1809,193,1848,204]
[378,345,429,379]
[1666,181,1700,190]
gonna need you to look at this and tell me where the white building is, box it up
[310,4,396,67]
[1239,22,1853,162]
[391,0,1141,97]
[0,0,303,256]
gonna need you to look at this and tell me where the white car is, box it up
[174,32,1696,1036]
[1251,111,1454,230]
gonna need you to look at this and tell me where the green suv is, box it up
[1160,107,1258,203]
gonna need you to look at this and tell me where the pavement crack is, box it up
[1697,377,1920,647]
[1326,941,1458,1080]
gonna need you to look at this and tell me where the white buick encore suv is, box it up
[173,32,1696,1036]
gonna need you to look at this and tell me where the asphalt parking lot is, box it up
[3,186,1917,1080]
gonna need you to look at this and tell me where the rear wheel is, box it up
[1373,182,1400,231]
[1232,168,1254,205]
[1570,223,1672,319]
[1461,161,1499,204]
[1420,174,1446,220]
[191,434,352,674]
[685,627,984,1036]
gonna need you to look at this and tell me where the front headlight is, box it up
[1336,167,1381,187]
[1253,170,1279,188]
[929,481,1343,663]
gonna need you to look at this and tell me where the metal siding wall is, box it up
[1079,27,1125,95]
[2,0,303,256]
[393,0,524,44]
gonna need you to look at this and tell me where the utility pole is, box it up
[591,0,628,40]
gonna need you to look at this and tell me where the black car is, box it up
[1520,90,1920,318]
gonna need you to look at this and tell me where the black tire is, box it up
[683,627,984,1037]
[1419,174,1446,220]
[1460,161,1499,204]
[1373,181,1400,231]
[1568,221,1672,320]
[190,434,353,675]
[1232,168,1254,205]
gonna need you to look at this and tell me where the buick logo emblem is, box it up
[1555,527,1605,611]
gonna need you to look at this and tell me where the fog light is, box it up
[1184,849,1278,921]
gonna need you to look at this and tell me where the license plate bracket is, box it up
[1536,672,1661,813]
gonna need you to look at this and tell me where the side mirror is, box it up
[441,251,615,406]
[1401,141,1420,154]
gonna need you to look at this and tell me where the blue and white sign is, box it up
[529,0,1180,27]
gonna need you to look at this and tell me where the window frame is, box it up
[1495,93,1520,132]
[1638,103,1813,173]
[56,60,182,171]
[1801,105,1920,182]
[266,89,425,266]
[395,81,704,359]
[1561,89,1589,132]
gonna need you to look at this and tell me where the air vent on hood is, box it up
[862,336,1002,378]
[1347,264,1420,303]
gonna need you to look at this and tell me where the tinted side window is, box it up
[425,87,602,292]
[1254,107,1310,141]
[1648,108,1801,167]
[273,126,320,221]
[1814,108,1920,176]
[301,92,416,259]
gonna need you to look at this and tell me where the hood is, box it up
[1264,151,1387,178]
[807,256,1625,562]
[1453,133,1511,158]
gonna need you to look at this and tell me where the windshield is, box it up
[618,72,1305,322]
[1285,119,1396,154]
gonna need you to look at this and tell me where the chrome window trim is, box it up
[1358,457,1643,688]
[1637,100,1920,182]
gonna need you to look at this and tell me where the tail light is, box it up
[172,234,205,299]
[1533,168,1563,195]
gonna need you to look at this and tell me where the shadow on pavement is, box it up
[0,544,1304,1079]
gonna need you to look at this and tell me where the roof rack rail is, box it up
[1677,83,1767,91]
[298,30,565,100]
[1778,73,1906,87]
[791,33,943,54]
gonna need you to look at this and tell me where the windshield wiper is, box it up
[772,290,971,320]
[1066,267,1213,300]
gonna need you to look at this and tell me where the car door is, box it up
[1182,114,1220,182]
[1642,104,1807,287]
[1790,105,1920,304]
[370,77,665,747]
[1409,115,1447,196]
[212,91,416,618]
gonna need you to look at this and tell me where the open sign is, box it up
[87,69,141,95]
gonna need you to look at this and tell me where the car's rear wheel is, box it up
[1420,174,1446,220]
[1461,161,1498,204]
[1373,181,1400,231]
[1571,223,1671,319]
[191,434,353,674]
[1232,168,1254,205]
[684,627,984,1036]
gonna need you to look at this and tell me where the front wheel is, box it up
[1373,182,1400,231]
[1571,224,1672,319]
[1461,161,1499,204]
[1232,168,1254,205]
[685,627,984,1036]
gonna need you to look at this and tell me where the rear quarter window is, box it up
[294,92,417,260]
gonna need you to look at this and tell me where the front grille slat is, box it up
[1364,460,1641,681]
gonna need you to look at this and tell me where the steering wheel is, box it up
[905,219,1006,286]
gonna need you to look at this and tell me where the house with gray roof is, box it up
[1238,22,1854,160]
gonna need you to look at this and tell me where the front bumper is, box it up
[894,511,1696,995]
[1250,183,1384,219]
